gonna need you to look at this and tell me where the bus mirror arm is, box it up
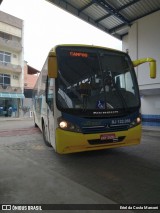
[132,57,156,79]
[48,54,58,78]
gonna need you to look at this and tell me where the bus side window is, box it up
[46,77,54,111]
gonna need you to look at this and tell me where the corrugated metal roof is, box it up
[47,0,160,40]
[100,15,124,29]
[83,4,107,20]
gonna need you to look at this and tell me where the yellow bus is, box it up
[33,44,156,154]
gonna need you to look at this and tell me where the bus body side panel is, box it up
[55,124,142,154]
[33,57,56,149]
[48,107,56,149]
[33,106,39,128]
[48,78,58,150]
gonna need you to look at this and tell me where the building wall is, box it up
[0,11,24,117]
[0,21,22,37]
[122,11,160,126]
[23,61,39,117]
[141,96,160,126]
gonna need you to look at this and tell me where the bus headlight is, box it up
[58,117,81,133]
[136,117,141,123]
[129,117,141,128]
[59,121,68,129]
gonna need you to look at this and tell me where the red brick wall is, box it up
[24,62,39,89]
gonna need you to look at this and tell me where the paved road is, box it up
[0,119,160,212]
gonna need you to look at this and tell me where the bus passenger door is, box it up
[46,77,56,148]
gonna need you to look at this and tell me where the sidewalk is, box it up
[142,125,160,138]
[142,125,160,132]
[0,117,33,121]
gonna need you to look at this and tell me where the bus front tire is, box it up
[35,122,38,128]
[33,115,38,127]
[42,122,52,147]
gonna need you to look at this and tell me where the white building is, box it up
[0,11,24,117]
[122,11,160,126]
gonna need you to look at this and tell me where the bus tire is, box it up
[33,114,38,127]
[42,122,52,147]
[35,122,38,128]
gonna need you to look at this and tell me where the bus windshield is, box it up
[56,46,140,116]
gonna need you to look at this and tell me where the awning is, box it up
[28,65,40,74]
[0,93,25,98]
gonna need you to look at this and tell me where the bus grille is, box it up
[82,124,129,134]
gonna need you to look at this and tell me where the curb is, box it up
[0,117,33,121]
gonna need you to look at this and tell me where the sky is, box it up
[0,0,122,70]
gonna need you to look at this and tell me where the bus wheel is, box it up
[35,123,38,127]
[33,115,38,127]
[42,122,52,147]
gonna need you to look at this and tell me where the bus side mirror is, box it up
[132,57,156,79]
[149,61,156,79]
[48,55,58,78]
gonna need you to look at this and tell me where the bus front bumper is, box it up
[55,125,142,154]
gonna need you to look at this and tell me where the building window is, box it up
[0,74,11,89]
[0,51,11,65]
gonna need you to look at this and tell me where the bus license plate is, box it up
[100,134,116,140]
